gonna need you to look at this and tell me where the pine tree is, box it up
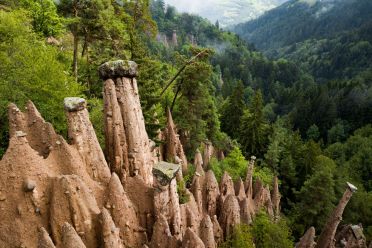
[291,155,336,238]
[221,81,245,139]
[238,90,270,157]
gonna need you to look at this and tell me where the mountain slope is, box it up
[164,0,288,27]
[234,0,372,53]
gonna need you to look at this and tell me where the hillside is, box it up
[234,0,372,54]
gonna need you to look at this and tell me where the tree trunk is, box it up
[73,33,79,82]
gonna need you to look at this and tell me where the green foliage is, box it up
[172,47,223,156]
[251,212,293,248]
[183,164,196,187]
[137,58,169,140]
[0,10,83,147]
[88,98,104,149]
[209,146,247,182]
[306,124,320,141]
[253,167,275,188]
[220,81,245,139]
[20,0,65,37]
[177,179,189,204]
[290,155,336,237]
[220,224,255,248]
[238,90,270,158]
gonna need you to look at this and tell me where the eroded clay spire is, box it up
[100,208,124,248]
[271,176,281,220]
[182,228,205,248]
[165,108,188,174]
[100,60,154,185]
[64,97,111,184]
[204,170,220,216]
[38,227,56,248]
[105,173,145,247]
[61,222,87,248]
[315,182,357,248]
[296,227,316,248]
[219,195,240,238]
[199,215,216,248]
[245,156,256,199]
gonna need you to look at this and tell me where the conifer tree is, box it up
[238,90,270,157]
[221,81,245,139]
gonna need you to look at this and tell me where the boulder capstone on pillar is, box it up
[64,97,111,184]
[100,60,154,185]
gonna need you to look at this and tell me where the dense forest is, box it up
[0,0,371,247]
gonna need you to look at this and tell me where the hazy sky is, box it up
[163,0,210,14]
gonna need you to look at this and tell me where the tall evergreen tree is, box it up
[238,90,270,157]
[221,81,245,139]
[290,155,336,238]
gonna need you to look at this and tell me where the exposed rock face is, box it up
[150,214,174,248]
[182,228,205,248]
[219,195,240,238]
[334,224,368,248]
[211,215,224,246]
[204,170,220,217]
[61,222,87,248]
[103,78,129,179]
[99,60,138,79]
[163,109,188,174]
[202,142,215,168]
[105,173,145,247]
[316,183,357,248]
[101,60,154,185]
[245,156,256,198]
[199,215,216,248]
[38,227,56,248]
[191,176,203,214]
[50,175,100,247]
[65,97,111,184]
[219,172,235,206]
[296,227,316,248]
[194,149,204,171]
[101,208,124,248]
[271,176,281,220]
[153,161,180,186]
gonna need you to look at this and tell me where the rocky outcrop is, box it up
[182,228,205,248]
[211,215,224,246]
[334,224,368,248]
[194,149,204,171]
[61,222,87,248]
[199,215,216,248]
[203,170,220,217]
[65,97,111,184]
[150,214,175,248]
[271,176,281,220]
[105,173,145,247]
[50,175,100,247]
[100,60,155,185]
[219,195,240,238]
[38,227,56,248]
[296,227,316,248]
[315,182,358,248]
[163,109,188,174]
[101,208,124,248]
[220,172,235,204]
